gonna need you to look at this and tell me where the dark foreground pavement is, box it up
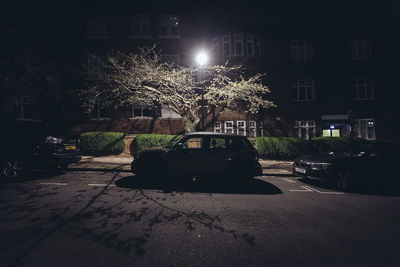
[1,162,400,267]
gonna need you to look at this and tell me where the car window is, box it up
[182,137,204,149]
[209,137,229,149]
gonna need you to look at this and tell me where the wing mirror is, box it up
[175,143,184,149]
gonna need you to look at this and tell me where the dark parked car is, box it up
[131,132,262,184]
[292,143,399,191]
[1,121,82,178]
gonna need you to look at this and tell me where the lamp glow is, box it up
[196,51,208,67]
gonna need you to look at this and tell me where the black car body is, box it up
[293,143,398,191]
[1,121,82,178]
[131,132,262,184]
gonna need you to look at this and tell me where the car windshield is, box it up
[165,135,185,148]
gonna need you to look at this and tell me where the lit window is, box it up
[234,34,243,56]
[224,121,234,134]
[247,34,254,57]
[294,120,315,140]
[214,122,221,133]
[290,40,313,61]
[249,121,257,137]
[87,15,107,38]
[292,79,315,102]
[353,79,374,100]
[90,100,111,120]
[14,96,33,120]
[159,16,180,37]
[222,35,231,58]
[351,39,372,60]
[355,119,375,140]
[130,15,151,38]
[237,120,246,136]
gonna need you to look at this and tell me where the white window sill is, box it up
[129,117,153,120]
[86,36,109,39]
[158,35,181,39]
[160,117,182,120]
[90,118,111,121]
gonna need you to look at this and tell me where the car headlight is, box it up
[310,163,332,170]
[45,136,62,144]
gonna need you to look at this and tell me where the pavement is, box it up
[68,154,294,174]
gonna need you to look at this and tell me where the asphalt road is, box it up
[1,167,400,267]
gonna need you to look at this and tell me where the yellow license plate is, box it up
[65,145,77,151]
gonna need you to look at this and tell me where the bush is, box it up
[255,137,309,159]
[133,134,182,152]
[80,132,125,155]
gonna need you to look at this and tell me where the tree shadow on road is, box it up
[115,175,282,195]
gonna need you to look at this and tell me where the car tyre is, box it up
[2,159,26,178]
[336,171,355,192]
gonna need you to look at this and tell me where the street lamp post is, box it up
[195,51,208,130]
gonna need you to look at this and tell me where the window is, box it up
[209,137,229,149]
[212,37,219,58]
[247,34,254,57]
[249,121,257,137]
[294,120,315,140]
[255,38,261,58]
[87,15,107,38]
[352,39,372,60]
[182,137,204,149]
[222,35,231,58]
[292,79,315,102]
[355,119,375,140]
[14,96,33,120]
[353,79,374,100]
[159,16,179,37]
[131,105,152,118]
[224,121,234,134]
[323,129,340,137]
[130,15,151,37]
[237,120,246,136]
[214,122,221,133]
[90,100,111,120]
[160,54,181,64]
[290,40,313,61]
[234,34,243,56]
[87,54,106,75]
[161,104,181,118]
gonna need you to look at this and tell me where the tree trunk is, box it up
[182,114,200,133]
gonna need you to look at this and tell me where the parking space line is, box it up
[302,185,344,195]
[40,182,68,186]
[88,183,115,187]
[290,186,312,192]
[282,178,296,184]
[279,169,289,173]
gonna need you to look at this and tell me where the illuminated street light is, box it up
[195,51,208,67]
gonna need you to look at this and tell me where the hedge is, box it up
[80,132,125,155]
[132,134,182,152]
[310,137,367,155]
[255,137,309,159]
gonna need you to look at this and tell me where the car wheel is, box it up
[336,171,355,192]
[2,159,25,178]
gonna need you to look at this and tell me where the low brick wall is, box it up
[124,134,136,155]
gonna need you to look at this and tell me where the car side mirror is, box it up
[175,143,184,149]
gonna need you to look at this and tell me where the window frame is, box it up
[159,15,180,38]
[222,35,231,58]
[294,120,316,140]
[224,121,234,134]
[214,122,222,133]
[292,79,315,102]
[247,34,255,57]
[353,79,375,100]
[351,39,372,61]
[234,33,243,56]
[129,14,151,38]
[290,40,313,61]
[237,120,246,136]
[90,100,111,120]
[87,15,108,39]
[248,121,257,137]
[355,118,376,140]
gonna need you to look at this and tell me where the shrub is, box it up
[255,137,308,159]
[80,132,125,155]
[132,134,182,152]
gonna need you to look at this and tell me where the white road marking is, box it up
[290,186,312,192]
[282,178,296,183]
[40,182,68,186]
[279,169,289,173]
[302,185,344,195]
[88,183,115,187]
